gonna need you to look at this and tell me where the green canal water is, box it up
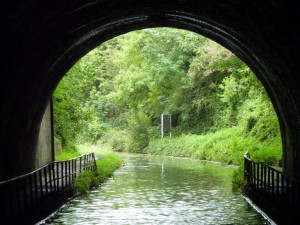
[38,154,275,225]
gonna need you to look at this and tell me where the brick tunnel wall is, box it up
[35,102,53,169]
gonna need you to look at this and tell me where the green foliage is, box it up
[145,127,281,167]
[250,137,282,166]
[55,151,81,161]
[145,126,281,189]
[74,170,95,194]
[123,111,151,152]
[232,166,245,191]
[103,129,127,152]
[53,26,282,192]
[74,152,124,194]
[95,153,124,183]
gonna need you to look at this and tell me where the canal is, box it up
[38,154,275,224]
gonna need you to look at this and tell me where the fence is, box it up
[244,154,300,222]
[0,153,96,222]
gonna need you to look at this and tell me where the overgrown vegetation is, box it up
[145,127,281,166]
[53,28,282,189]
[74,152,123,194]
[54,150,81,161]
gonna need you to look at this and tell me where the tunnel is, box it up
[0,1,300,181]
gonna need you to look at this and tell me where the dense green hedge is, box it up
[144,127,282,190]
[145,127,282,166]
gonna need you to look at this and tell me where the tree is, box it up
[53,27,280,154]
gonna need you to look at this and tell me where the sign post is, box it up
[161,114,171,138]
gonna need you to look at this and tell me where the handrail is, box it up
[244,154,300,183]
[243,153,300,221]
[0,153,95,185]
[0,152,97,221]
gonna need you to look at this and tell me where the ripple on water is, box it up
[39,154,273,225]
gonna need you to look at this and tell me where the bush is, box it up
[232,166,245,191]
[95,153,124,183]
[124,112,151,153]
[144,126,282,190]
[74,170,95,194]
[74,152,124,194]
[104,129,127,152]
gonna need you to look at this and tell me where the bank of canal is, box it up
[38,154,275,224]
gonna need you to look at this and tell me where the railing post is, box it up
[51,163,56,192]
[60,162,63,189]
[281,175,285,208]
[38,169,44,200]
[29,174,34,207]
[276,172,280,201]
[44,167,48,196]
[56,162,60,191]
[0,152,100,220]
[83,154,86,170]
[92,153,97,171]
[33,172,38,205]
[68,159,70,185]
[271,169,274,199]
[65,161,68,187]
[48,164,53,193]
[263,164,266,191]
[80,156,82,172]
[75,157,77,178]
[244,152,250,185]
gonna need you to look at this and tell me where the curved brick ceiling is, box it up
[0,1,299,180]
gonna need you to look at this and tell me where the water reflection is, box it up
[38,154,273,225]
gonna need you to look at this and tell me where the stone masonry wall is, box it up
[35,102,53,169]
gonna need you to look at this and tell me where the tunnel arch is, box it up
[1,1,299,180]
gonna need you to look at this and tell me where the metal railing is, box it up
[0,153,96,221]
[244,154,300,219]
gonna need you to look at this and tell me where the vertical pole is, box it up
[29,174,34,207]
[264,165,267,193]
[56,162,60,190]
[169,114,172,138]
[61,162,64,188]
[48,164,53,193]
[34,172,38,205]
[68,160,72,186]
[260,164,264,190]
[161,114,164,138]
[38,170,43,200]
[281,175,285,208]
[74,158,77,178]
[65,161,68,187]
[44,167,48,196]
[80,157,82,172]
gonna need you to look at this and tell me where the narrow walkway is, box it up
[0,153,97,225]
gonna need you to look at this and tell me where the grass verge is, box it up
[144,126,282,190]
[74,152,124,194]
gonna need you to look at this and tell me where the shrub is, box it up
[232,166,245,191]
[95,153,124,183]
[73,152,124,194]
[74,170,95,194]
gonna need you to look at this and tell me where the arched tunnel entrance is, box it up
[0,1,299,182]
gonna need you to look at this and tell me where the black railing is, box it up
[0,153,96,222]
[244,154,300,222]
